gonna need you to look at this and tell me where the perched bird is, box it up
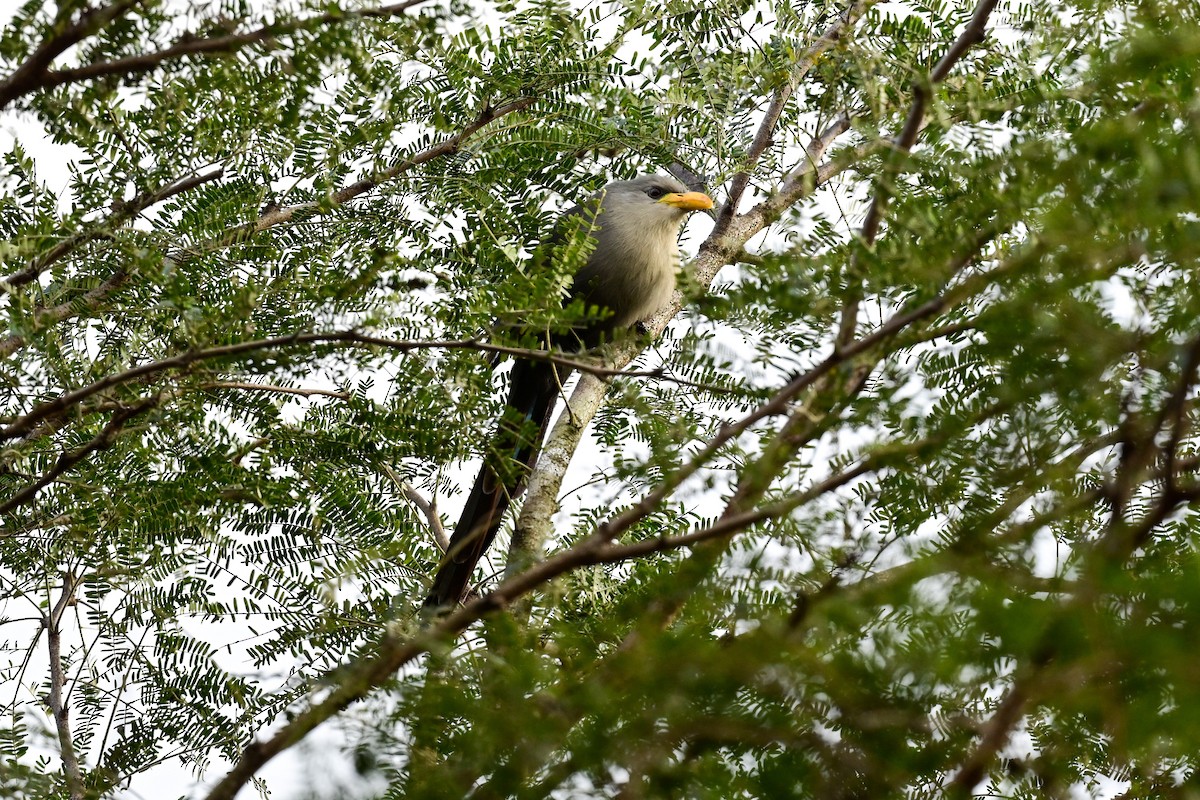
[425,175,714,609]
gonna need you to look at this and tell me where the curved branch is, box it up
[1,166,225,292]
[714,0,870,233]
[0,97,535,361]
[0,0,143,110]
[0,1,430,109]
[0,397,159,518]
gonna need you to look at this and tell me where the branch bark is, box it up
[0,0,143,110]
[45,571,84,800]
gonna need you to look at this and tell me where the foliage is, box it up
[1,0,1199,797]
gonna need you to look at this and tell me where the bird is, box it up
[424,174,714,609]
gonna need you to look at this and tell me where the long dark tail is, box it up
[424,358,563,608]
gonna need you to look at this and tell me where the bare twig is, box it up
[753,112,854,222]
[0,330,703,443]
[45,571,84,800]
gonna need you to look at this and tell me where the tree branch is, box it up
[0,269,131,359]
[0,329,697,444]
[44,571,84,800]
[0,1,431,109]
[0,0,143,109]
[0,97,535,361]
[947,675,1033,796]
[837,0,999,346]
[200,406,928,800]
[713,0,870,234]
[215,97,535,246]
[1,166,225,292]
[0,397,159,518]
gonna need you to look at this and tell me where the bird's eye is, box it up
[646,187,665,199]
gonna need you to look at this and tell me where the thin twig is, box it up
[836,0,999,348]
[0,397,159,517]
[714,0,869,233]
[0,330,709,443]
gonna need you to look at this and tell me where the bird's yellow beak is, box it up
[659,191,714,211]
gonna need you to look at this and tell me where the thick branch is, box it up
[201,408,921,800]
[0,0,142,109]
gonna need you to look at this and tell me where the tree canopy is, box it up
[2,0,1199,797]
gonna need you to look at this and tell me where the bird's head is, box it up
[596,175,714,231]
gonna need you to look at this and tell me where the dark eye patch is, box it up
[646,186,666,199]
